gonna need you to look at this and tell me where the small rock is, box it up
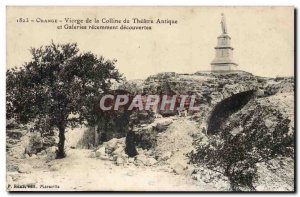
[128,157,135,163]
[24,154,30,159]
[112,155,118,161]
[265,119,275,128]
[30,154,37,159]
[40,150,47,155]
[126,170,134,176]
[135,154,147,165]
[99,154,109,160]
[134,159,144,166]
[88,152,96,158]
[46,152,56,161]
[184,166,195,176]
[161,151,172,161]
[256,185,265,191]
[49,164,60,171]
[121,152,129,159]
[46,146,57,154]
[192,173,201,181]
[144,149,153,156]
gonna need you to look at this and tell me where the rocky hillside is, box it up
[123,71,294,191]
[7,70,294,191]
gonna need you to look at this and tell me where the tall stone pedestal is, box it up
[211,34,238,72]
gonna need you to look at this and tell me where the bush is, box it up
[190,103,294,191]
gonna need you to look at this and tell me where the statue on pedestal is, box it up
[221,13,227,34]
[211,13,238,72]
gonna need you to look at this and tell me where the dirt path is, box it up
[7,149,216,191]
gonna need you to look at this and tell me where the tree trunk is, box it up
[56,124,66,159]
[94,125,99,147]
[125,130,138,157]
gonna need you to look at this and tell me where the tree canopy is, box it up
[6,42,123,158]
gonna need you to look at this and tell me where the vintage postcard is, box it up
[6,6,295,192]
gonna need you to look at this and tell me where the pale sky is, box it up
[7,7,294,79]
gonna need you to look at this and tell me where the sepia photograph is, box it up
[6,6,295,192]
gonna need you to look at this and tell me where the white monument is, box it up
[211,14,238,72]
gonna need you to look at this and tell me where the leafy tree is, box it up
[6,42,123,158]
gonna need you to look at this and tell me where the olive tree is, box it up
[6,42,123,158]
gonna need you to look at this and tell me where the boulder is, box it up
[155,119,173,132]
[172,163,186,175]
[95,146,106,158]
[46,147,57,161]
[145,158,157,166]
[18,164,32,173]
[135,154,147,165]
[105,138,125,154]
[116,157,124,166]
[256,89,265,97]
[25,133,44,154]
[24,154,30,159]
[112,147,124,157]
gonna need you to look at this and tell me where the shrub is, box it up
[190,103,294,190]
